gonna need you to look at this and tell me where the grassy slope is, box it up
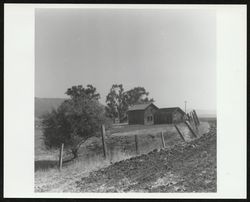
[75,122,216,193]
[35,121,214,192]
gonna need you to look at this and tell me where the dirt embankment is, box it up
[75,122,216,193]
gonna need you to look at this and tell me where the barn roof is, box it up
[156,107,186,115]
[128,102,158,111]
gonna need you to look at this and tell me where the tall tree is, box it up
[105,85,154,122]
[125,87,154,106]
[42,85,110,159]
[105,84,128,122]
[66,84,100,100]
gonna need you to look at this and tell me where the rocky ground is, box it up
[73,122,216,193]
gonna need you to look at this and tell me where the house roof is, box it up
[156,107,186,115]
[128,102,158,111]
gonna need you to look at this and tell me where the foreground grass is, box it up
[35,150,134,192]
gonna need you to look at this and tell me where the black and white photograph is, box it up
[4,4,246,198]
[34,8,217,193]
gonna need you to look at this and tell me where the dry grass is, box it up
[108,123,173,135]
[35,150,135,192]
[109,122,209,138]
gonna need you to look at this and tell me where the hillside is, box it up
[35,97,66,118]
[75,123,216,192]
[35,121,216,192]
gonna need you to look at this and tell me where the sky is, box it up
[35,8,216,112]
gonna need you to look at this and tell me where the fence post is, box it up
[174,124,185,142]
[160,131,166,148]
[59,143,64,171]
[193,110,200,125]
[185,121,197,138]
[191,111,198,130]
[101,124,107,159]
[135,135,139,155]
[188,112,194,123]
[192,111,200,136]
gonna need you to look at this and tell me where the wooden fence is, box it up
[58,109,200,170]
[98,109,200,161]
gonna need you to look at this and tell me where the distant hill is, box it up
[35,97,66,118]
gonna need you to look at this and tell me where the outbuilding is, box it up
[127,103,158,125]
[154,107,186,124]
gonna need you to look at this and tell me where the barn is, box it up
[127,103,158,125]
[154,107,186,124]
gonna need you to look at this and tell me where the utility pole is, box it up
[184,100,187,113]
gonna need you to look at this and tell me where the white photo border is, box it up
[4,4,247,198]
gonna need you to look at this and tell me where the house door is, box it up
[145,115,154,125]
